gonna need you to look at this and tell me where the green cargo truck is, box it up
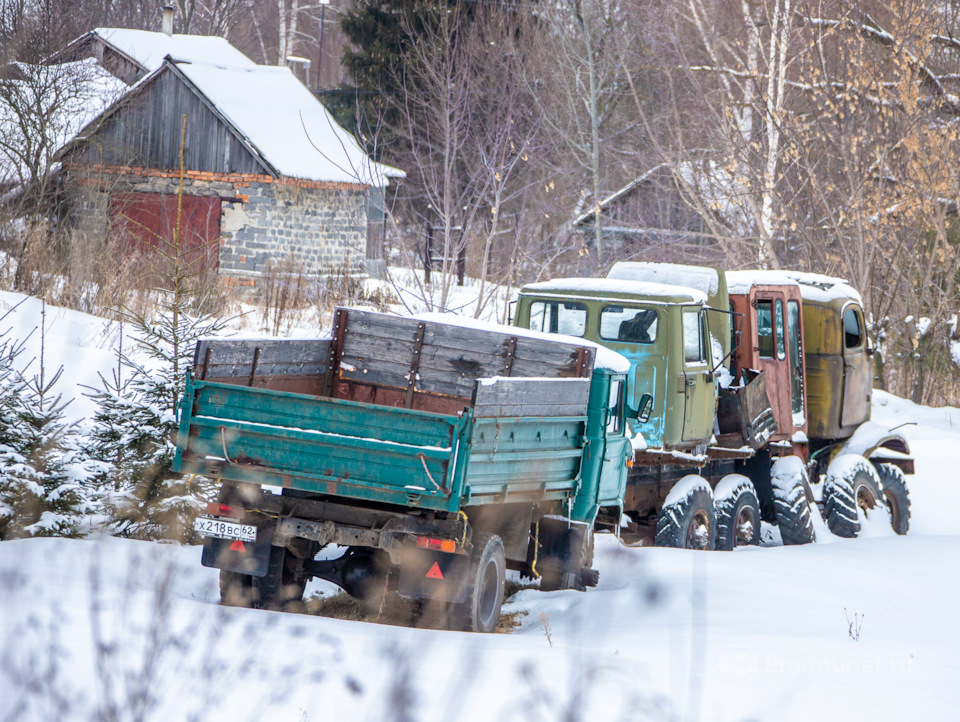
[175,308,633,632]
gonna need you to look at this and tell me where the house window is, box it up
[366,186,385,260]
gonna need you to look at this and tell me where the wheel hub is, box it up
[687,510,712,550]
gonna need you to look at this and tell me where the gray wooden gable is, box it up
[65,61,275,177]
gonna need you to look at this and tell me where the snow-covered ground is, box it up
[1,292,959,721]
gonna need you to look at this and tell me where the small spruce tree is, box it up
[85,114,230,541]
[0,308,90,540]
[86,301,227,541]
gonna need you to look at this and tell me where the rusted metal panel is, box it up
[111,191,220,276]
[802,298,871,439]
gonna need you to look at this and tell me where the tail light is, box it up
[415,536,457,553]
[205,502,242,518]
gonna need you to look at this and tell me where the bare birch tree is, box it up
[525,0,633,270]
[380,4,543,313]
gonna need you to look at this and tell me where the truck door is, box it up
[680,308,715,445]
[597,377,631,506]
[840,304,871,427]
[753,294,792,434]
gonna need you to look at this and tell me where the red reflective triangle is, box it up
[425,561,444,580]
[229,539,246,552]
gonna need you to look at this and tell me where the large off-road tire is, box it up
[874,463,911,535]
[219,570,254,608]
[655,476,716,550]
[770,456,816,546]
[823,455,883,538]
[253,546,307,612]
[452,532,506,633]
[714,474,761,550]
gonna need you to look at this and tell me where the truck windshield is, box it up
[527,300,587,336]
[600,306,658,343]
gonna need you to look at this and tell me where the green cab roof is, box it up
[519,277,708,306]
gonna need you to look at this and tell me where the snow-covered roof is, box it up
[521,277,708,305]
[172,60,403,186]
[0,59,127,183]
[729,269,862,305]
[72,28,256,73]
[726,270,802,295]
[607,262,721,297]
[575,164,669,226]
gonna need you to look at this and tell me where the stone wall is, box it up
[66,165,370,285]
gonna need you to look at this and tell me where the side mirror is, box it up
[627,393,653,423]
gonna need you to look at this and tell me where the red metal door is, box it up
[111,192,221,278]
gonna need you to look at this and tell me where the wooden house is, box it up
[53,33,402,286]
[575,164,713,260]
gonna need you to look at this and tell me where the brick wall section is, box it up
[65,164,369,280]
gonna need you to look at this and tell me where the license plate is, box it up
[193,516,257,542]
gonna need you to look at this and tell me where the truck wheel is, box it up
[655,476,716,550]
[874,463,911,535]
[714,475,761,550]
[220,570,254,608]
[823,455,882,538]
[452,532,505,633]
[253,546,307,612]
[770,456,816,546]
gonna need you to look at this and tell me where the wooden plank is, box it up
[341,340,586,385]
[405,321,426,408]
[338,308,595,375]
[321,309,345,397]
[472,378,591,418]
[339,366,475,400]
[332,380,469,416]
[205,374,324,395]
[193,339,329,379]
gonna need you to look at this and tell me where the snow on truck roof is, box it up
[727,270,862,305]
[414,312,631,374]
[607,261,721,297]
[520,277,708,305]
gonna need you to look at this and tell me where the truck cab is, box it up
[726,272,809,455]
[726,270,873,450]
[514,277,718,452]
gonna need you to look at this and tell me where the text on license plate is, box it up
[194,517,257,542]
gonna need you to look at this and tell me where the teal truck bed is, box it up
[177,375,590,512]
[176,308,632,632]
